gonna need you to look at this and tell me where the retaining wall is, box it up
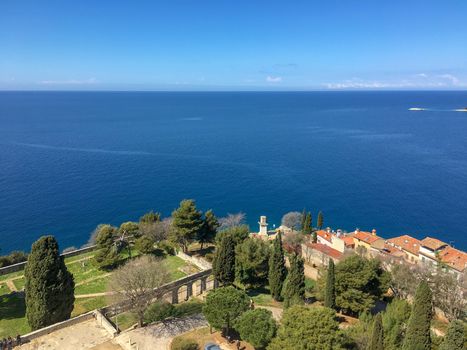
[0,245,96,276]
[21,311,95,343]
[176,251,212,270]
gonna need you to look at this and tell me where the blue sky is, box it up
[1,0,466,90]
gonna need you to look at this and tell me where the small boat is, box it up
[408,107,425,111]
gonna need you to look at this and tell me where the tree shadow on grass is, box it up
[0,292,26,320]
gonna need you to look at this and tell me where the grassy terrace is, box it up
[0,249,199,338]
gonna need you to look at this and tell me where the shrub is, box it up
[0,250,28,267]
[235,309,276,349]
[135,236,155,254]
[204,252,214,262]
[144,300,175,323]
[171,338,199,350]
[159,240,176,255]
[173,300,204,317]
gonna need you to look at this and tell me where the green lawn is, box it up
[115,312,138,331]
[72,296,107,317]
[0,249,196,338]
[13,278,25,291]
[0,293,30,337]
[75,276,111,295]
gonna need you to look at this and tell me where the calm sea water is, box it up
[0,91,466,253]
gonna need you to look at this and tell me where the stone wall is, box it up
[0,245,96,276]
[21,311,95,343]
[176,251,212,270]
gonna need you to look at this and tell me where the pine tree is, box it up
[439,320,464,350]
[317,211,324,230]
[282,253,305,307]
[402,281,433,350]
[25,235,75,330]
[93,224,119,269]
[268,232,287,301]
[198,209,219,250]
[303,212,312,234]
[324,259,336,309]
[213,234,236,285]
[171,199,203,253]
[368,313,384,350]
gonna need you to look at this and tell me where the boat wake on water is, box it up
[409,107,467,112]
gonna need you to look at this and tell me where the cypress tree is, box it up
[25,235,75,330]
[269,232,287,301]
[300,208,306,231]
[402,281,433,350]
[324,259,336,309]
[303,212,312,234]
[368,313,384,350]
[439,320,464,350]
[312,230,317,243]
[282,253,305,308]
[317,211,324,230]
[213,234,236,285]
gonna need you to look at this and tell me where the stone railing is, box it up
[0,245,97,276]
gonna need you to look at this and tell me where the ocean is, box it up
[0,91,466,253]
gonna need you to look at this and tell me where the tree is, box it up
[368,313,384,350]
[25,235,75,330]
[235,309,276,349]
[139,210,161,224]
[107,256,170,326]
[302,212,312,234]
[213,234,236,285]
[140,217,172,243]
[269,232,287,301]
[430,268,466,321]
[324,259,336,309]
[197,209,219,250]
[218,212,246,231]
[93,224,120,269]
[119,221,140,238]
[202,286,249,336]
[317,211,324,230]
[382,299,412,350]
[282,253,305,308]
[300,208,306,231]
[281,212,302,231]
[170,199,203,253]
[235,238,269,289]
[215,225,249,246]
[402,281,433,350]
[312,231,317,243]
[333,255,390,315]
[135,235,155,254]
[268,306,346,350]
[439,320,464,350]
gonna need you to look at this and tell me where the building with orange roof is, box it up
[349,228,385,257]
[315,228,348,253]
[386,235,421,264]
[302,242,343,267]
[437,246,467,278]
[419,236,449,266]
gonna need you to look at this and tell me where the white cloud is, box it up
[39,78,98,85]
[438,74,460,85]
[266,76,282,83]
[325,74,465,90]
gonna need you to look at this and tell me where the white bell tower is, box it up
[258,216,268,236]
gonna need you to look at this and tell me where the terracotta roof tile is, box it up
[420,237,447,251]
[316,230,333,243]
[438,246,467,272]
[387,235,421,256]
[306,242,343,260]
[352,230,382,245]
